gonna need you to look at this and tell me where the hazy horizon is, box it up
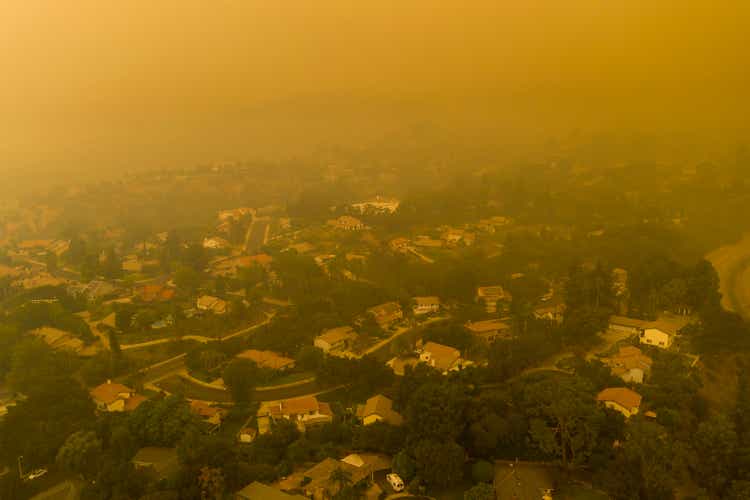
[1,1,748,177]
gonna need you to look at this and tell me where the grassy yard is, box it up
[263,370,315,387]
[556,484,610,500]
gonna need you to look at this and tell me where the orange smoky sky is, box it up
[0,1,748,172]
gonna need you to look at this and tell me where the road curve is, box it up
[706,233,750,319]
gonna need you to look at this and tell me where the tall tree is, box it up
[56,431,102,479]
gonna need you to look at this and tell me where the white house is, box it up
[640,328,672,349]
[314,326,358,355]
[412,296,440,315]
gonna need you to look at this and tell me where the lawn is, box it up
[556,484,610,500]
[263,370,315,387]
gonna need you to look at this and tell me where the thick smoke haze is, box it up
[1,1,748,178]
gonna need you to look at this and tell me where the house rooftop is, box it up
[422,341,461,372]
[597,387,643,409]
[317,326,357,344]
[358,394,403,426]
[414,296,440,306]
[90,381,134,405]
[237,349,295,370]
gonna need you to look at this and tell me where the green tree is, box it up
[0,324,21,379]
[406,382,469,441]
[392,450,416,482]
[174,265,203,294]
[56,431,102,479]
[0,376,95,468]
[412,439,465,489]
[7,339,78,393]
[329,467,353,495]
[128,395,198,447]
[198,466,226,500]
[464,482,495,500]
[222,359,258,403]
[692,414,738,496]
[597,420,679,500]
[523,377,602,468]
[471,460,494,483]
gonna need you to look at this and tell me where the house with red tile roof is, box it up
[597,387,643,418]
[257,396,333,435]
[90,380,146,412]
[189,400,225,425]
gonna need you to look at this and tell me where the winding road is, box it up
[706,233,750,319]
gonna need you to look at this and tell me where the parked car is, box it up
[387,473,405,492]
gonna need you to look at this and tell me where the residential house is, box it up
[197,295,228,315]
[413,236,443,248]
[0,264,24,279]
[14,272,66,290]
[235,482,306,500]
[356,394,404,426]
[314,326,358,355]
[440,227,475,247]
[608,316,650,335]
[367,302,403,328]
[412,296,440,316]
[131,447,180,481]
[69,280,118,302]
[533,303,566,324]
[203,236,231,249]
[237,427,257,444]
[256,396,333,435]
[419,341,467,374]
[476,285,511,314]
[279,456,380,500]
[602,346,653,384]
[596,387,643,418]
[287,242,315,254]
[90,380,146,412]
[237,349,295,371]
[210,254,273,277]
[137,284,175,303]
[389,237,411,254]
[464,319,511,343]
[218,207,254,222]
[190,400,225,426]
[386,356,420,376]
[640,328,672,349]
[121,256,143,273]
[350,197,400,214]
[327,215,365,231]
